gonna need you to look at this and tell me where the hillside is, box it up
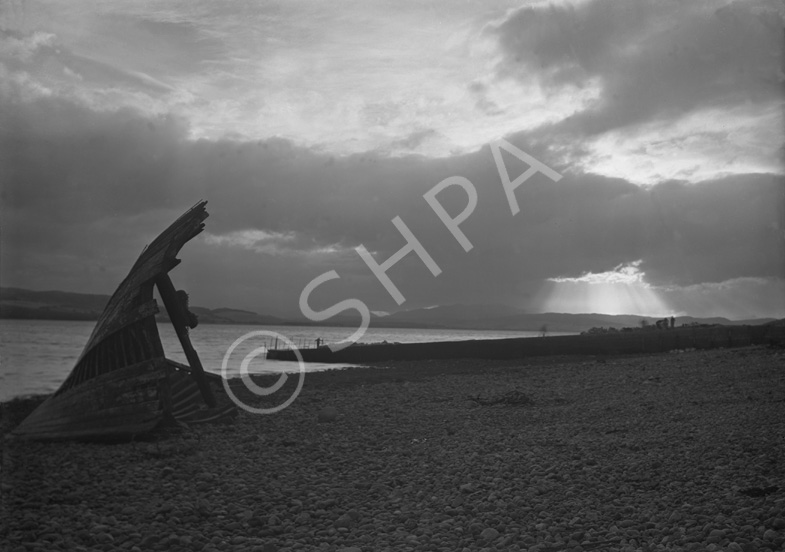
[0,288,776,332]
[0,287,285,326]
[375,304,776,332]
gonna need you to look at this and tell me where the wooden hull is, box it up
[12,358,235,440]
[12,202,237,440]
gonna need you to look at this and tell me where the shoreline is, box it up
[3,345,784,551]
[266,323,785,363]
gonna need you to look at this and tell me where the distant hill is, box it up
[0,287,107,321]
[0,288,776,332]
[375,304,776,332]
[159,306,286,326]
[0,287,285,326]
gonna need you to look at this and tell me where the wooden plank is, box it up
[16,384,163,432]
[177,403,237,424]
[156,273,216,407]
[75,201,207,366]
[52,358,168,399]
[20,417,161,441]
[85,300,160,355]
[16,399,163,432]
[13,359,173,438]
[14,402,163,439]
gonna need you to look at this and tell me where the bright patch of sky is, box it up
[581,102,784,185]
[203,229,348,257]
[3,0,780,184]
[548,260,649,286]
[2,0,783,319]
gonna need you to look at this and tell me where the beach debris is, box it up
[317,406,339,423]
[739,485,779,497]
[334,513,355,528]
[12,201,236,441]
[467,389,533,407]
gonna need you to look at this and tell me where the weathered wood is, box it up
[13,359,171,439]
[156,273,216,407]
[77,201,207,361]
[13,201,235,440]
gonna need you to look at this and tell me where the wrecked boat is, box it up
[13,200,236,440]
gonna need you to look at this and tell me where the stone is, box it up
[94,532,114,544]
[480,528,499,541]
[318,407,338,423]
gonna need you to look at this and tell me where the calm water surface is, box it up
[0,319,564,401]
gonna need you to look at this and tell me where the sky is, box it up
[1,0,784,321]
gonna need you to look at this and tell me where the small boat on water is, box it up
[13,201,236,440]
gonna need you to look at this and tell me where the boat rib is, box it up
[13,200,236,440]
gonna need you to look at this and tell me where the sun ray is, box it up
[538,260,671,316]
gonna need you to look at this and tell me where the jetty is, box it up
[266,323,785,363]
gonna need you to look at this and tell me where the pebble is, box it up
[334,514,354,528]
[3,348,783,552]
[317,407,338,423]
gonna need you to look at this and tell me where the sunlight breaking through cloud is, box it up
[542,261,671,315]
[548,260,648,286]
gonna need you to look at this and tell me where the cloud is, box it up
[660,276,785,320]
[489,0,784,181]
[0,1,612,158]
[549,260,648,286]
[2,87,782,316]
[492,0,783,132]
[2,1,782,318]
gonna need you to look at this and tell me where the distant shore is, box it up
[2,286,779,334]
[267,323,785,363]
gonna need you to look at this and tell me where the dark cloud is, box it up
[490,0,783,136]
[2,89,782,316]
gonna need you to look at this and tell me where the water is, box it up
[0,319,567,401]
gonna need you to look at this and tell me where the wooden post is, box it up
[156,274,216,407]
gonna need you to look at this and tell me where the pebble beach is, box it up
[2,346,784,552]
